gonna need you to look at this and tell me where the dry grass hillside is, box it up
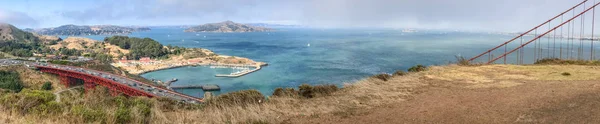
[47,37,129,57]
[2,62,600,123]
[175,64,600,123]
[49,37,97,50]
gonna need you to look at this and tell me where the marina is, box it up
[211,63,266,78]
[170,84,221,91]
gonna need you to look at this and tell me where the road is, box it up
[0,59,202,103]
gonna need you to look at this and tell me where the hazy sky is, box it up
[0,0,592,31]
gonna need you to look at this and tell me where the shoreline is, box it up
[117,60,268,76]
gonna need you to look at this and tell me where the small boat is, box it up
[307,43,311,47]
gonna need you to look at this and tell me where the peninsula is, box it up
[184,21,273,33]
[31,24,150,36]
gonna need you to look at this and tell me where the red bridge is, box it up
[34,63,203,103]
[470,0,600,64]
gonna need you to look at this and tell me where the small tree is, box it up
[42,82,53,90]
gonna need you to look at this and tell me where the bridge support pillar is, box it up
[59,75,74,87]
[83,80,97,92]
[110,88,120,96]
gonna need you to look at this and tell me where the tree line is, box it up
[104,36,168,59]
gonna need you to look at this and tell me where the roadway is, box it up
[0,59,203,103]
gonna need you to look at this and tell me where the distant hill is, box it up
[0,23,41,43]
[246,23,305,28]
[184,21,273,33]
[0,23,58,57]
[32,25,151,36]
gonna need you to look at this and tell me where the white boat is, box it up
[307,43,311,47]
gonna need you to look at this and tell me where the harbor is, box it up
[211,62,267,78]
[170,84,221,91]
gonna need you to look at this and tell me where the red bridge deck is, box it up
[34,63,203,103]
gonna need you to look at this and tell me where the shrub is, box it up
[408,65,427,72]
[371,74,391,81]
[115,105,131,124]
[31,101,63,115]
[71,105,107,123]
[207,90,265,108]
[42,82,53,91]
[131,98,152,120]
[272,88,299,97]
[455,55,470,66]
[298,84,338,98]
[393,70,407,76]
[312,84,338,97]
[561,72,571,76]
[0,70,24,92]
[534,58,600,65]
[299,84,314,98]
[0,89,57,114]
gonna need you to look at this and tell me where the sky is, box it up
[0,0,593,32]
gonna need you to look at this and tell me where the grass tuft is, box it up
[534,58,600,65]
[207,90,265,108]
[371,74,392,81]
[408,65,427,72]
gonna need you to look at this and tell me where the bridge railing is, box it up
[469,0,600,64]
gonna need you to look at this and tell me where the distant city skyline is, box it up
[0,0,591,32]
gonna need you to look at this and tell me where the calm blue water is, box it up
[65,28,532,97]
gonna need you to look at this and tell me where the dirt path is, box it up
[54,86,82,103]
[291,80,600,124]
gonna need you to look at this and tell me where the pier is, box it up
[170,84,221,91]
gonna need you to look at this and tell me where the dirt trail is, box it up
[290,65,600,124]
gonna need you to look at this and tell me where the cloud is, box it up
[53,0,592,31]
[0,9,39,27]
[298,0,584,31]
[59,0,268,25]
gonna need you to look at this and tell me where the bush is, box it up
[562,72,571,76]
[71,105,107,123]
[42,82,53,91]
[534,58,600,65]
[371,74,392,81]
[312,84,338,97]
[393,70,407,76]
[272,88,299,97]
[298,84,338,98]
[299,84,314,98]
[455,55,471,66]
[115,105,131,124]
[0,89,57,114]
[408,65,427,72]
[0,70,24,92]
[207,90,265,108]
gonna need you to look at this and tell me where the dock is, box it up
[170,84,221,91]
[213,62,267,78]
